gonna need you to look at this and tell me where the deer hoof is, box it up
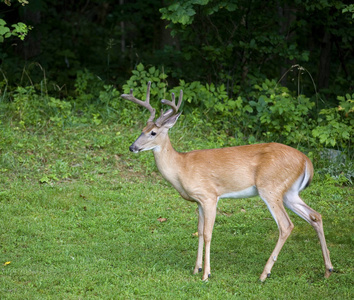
[198,268,202,273]
[259,272,271,283]
[325,268,333,278]
[259,273,267,282]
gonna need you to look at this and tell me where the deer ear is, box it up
[163,112,181,128]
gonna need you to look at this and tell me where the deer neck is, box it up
[153,133,181,183]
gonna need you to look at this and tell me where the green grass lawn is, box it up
[0,124,353,299]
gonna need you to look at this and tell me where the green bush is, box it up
[121,64,353,155]
[75,69,105,104]
[0,19,31,43]
[4,86,74,128]
[312,94,354,148]
[1,63,352,159]
[243,79,315,145]
[122,63,168,101]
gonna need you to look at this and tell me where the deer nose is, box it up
[129,144,140,153]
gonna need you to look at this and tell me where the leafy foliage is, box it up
[0,0,31,42]
[121,64,352,154]
[0,62,353,180]
[0,0,352,101]
[242,80,315,145]
[0,19,31,42]
[312,94,354,148]
[160,0,353,98]
[122,63,168,100]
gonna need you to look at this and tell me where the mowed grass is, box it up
[0,123,353,299]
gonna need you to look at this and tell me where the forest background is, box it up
[0,0,353,157]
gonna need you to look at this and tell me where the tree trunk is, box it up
[318,30,332,91]
[21,1,41,59]
[278,3,297,86]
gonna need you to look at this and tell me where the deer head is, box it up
[121,81,183,153]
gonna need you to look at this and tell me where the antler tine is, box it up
[156,89,183,126]
[177,89,183,110]
[121,81,156,123]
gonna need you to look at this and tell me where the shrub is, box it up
[1,63,352,160]
[121,64,354,155]
[312,94,354,149]
[243,79,315,145]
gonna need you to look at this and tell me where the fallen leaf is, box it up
[4,261,11,266]
[157,217,167,223]
[222,212,232,217]
[192,232,198,237]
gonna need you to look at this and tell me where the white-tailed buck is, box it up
[121,82,333,281]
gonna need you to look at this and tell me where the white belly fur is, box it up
[219,185,258,199]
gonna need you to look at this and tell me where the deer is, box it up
[121,81,333,282]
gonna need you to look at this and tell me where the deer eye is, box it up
[151,131,157,136]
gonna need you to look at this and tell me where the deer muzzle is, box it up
[129,144,140,153]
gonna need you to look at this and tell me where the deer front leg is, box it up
[193,204,204,275]
[201,201,217,281]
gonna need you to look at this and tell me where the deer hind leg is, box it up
[259,191,294,282]
[284,192,333,278]
[193,201,217,281]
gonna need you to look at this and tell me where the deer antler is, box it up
[156,89,183,127]
[121,81,156,123]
